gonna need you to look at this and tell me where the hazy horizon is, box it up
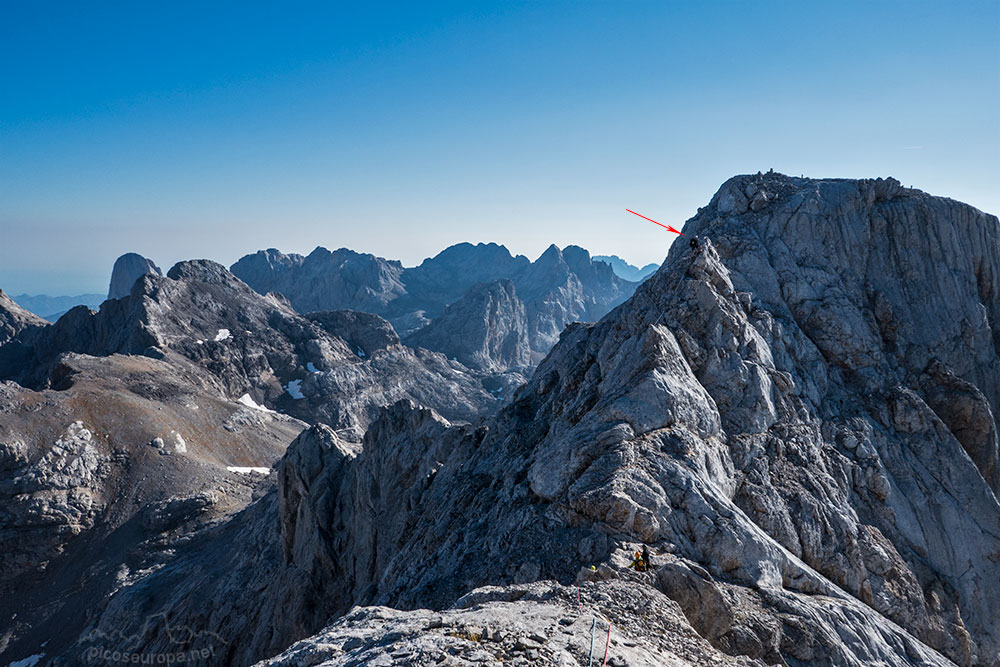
[3,1,998,295]
[5,239,666,298]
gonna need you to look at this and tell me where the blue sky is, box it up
[2,1,998,295]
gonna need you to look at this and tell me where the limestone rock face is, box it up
[404,279,531,371]
[230,247,407,315]
[254,174,999,665]
[306,310,400,357]
[107,252,162,300]
[7,174,999,667]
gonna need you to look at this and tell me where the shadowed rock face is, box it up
[43,174,999,667]
[107,252,162,300]
[231,242,638,369]
[230,247,407,315]
[403,279,531,372]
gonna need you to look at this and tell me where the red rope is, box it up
[601,621,612,666]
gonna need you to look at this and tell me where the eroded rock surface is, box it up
[5,173,999,667]
[404,279,531,372]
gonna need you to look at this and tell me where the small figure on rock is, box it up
[689,236,702,257]
[629,549,647,572]
[642,545,651,571]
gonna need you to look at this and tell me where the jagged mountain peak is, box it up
[403,278,531,372]
[420,241,523,264]
[534,242,564,265]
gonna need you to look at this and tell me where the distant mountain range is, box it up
[231,242,639,369]
[11,293,105,321]
[592,254,659,282]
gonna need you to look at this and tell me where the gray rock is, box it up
[255,581,748,667]
[107,252,162,300]
[230,247,406,315]
[7,173,999,667]
[0,289,47,344]
[404,280,531,372]
[0,259,500,434]
[306,310,400,359]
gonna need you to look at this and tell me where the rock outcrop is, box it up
[256,581,748,667]
[404,279,531,371]
[0,289,47,344]
[107,252,162,300]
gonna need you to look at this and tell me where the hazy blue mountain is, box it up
[593,254,659,282]
[232,242,639,367]
[12,293,105,321]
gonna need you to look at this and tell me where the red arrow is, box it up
[626,208,683,235]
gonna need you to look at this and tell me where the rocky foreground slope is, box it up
[0,259,513,665]
[3,173,999,667]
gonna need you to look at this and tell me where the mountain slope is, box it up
[108,252,162,300]
[0,260,506,665]
[403,279,531,372]
[51,174,1000,666]
[0,289,47,344]
[9,293,105,321]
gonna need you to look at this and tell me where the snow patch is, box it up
[237,394,275,413]
[195,340,204,345]
[214,328,231,342]
[285,379,305,400]
[306,362,320,374]
[9,653,45,667]
[227,466,270,475]
[170,431,187,453]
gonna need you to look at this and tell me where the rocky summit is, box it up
[107,252,162,300]
[1,173,998,667]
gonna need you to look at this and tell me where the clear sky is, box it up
[2,1,998,295]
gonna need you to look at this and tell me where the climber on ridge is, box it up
[629,549,647,572]
[642,545,651,571]
[690,236,702,257]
